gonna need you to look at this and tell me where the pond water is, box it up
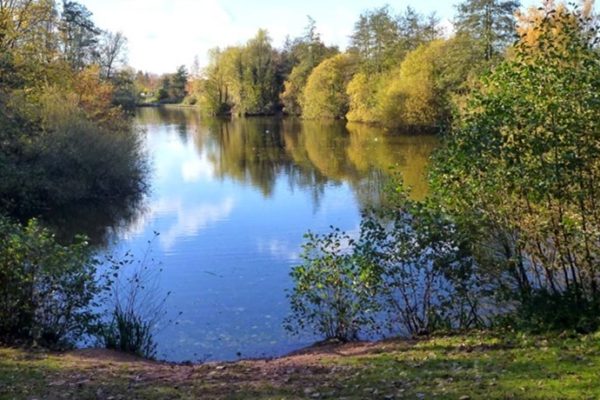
[101,107,437,362]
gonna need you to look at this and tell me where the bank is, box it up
[1,331,598,399]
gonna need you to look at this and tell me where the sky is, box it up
[78,0,579,74]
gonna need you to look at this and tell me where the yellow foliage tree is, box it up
[302,54,358,119]
[378,40,449,128]
[345,72,384,123]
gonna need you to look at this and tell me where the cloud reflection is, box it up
[256,239,300,262]
[160,197,235,251]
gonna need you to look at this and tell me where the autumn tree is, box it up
[433,2,600,325]
[280,17,338,115]
[346,5,444,124]
[302,53,358,119]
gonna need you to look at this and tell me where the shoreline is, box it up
[1,331,597,399]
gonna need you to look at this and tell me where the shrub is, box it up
[285,229,380,341]
[0,217,100,348]
[0,87,147,219]
[286,183,487,340]
[359,186,485,335]
[431,4,600,330]
[511,289,600,334]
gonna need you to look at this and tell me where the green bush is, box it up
[430,4,600,332]
[286,183,486,340]
[0,217,100,348]
[285,229,380,341]
[0,98,147,219]
[510,289,600,335]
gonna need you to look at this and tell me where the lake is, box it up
[99,107,437,362]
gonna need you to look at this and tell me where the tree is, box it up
[98,31,127,79]
[170,65,188,102]
[349,5,400,73]
[433,3,600,326]
[345,72,384,123]
[302,53,357,119]
[281,17,338,115]
[378,40,450,128]
[454,0,521,61]
[239,29,279,115]
[59,0,101,70]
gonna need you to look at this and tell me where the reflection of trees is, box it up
[136,107,438,209]
[48,200,145,246]
[345,123,438,200]
[207,118,289,197]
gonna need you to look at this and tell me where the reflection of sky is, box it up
[113,117,363,362]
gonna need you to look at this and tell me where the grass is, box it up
[0,331,599,399]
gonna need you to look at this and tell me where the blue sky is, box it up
[79,0,582,73]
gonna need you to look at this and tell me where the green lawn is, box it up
[1,331,598,399]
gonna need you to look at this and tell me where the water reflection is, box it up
[140,107,437,205]
[105,107,438,361]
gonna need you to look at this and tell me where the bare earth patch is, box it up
[1,332,599,399]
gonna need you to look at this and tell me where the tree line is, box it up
[158,0,523,129]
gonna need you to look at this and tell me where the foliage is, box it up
[454,0,521,61]
[287,179,485,340]
[156,65,188,104]
[285,229,379,341]
[0,217,99,348]
[189,30,283,116]
[360,184,483,335]
[345,72,384,123]
[302,53,357,119]
[237,29,280,115]
[110,68,138,110]
[378,40,451,128]
[349,6,442,74]
[0,1,147,221]
[59,0,102,71]
[510,289,600,334]
[432,3,600,330]
[280,17,339,115]
[0,84,147,219]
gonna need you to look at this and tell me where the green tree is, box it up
[349,5,400,73]
[302,53,357,119]
[239,29,279,115]
[170,65,188,102]
[433,3,600,327]
[454,0,520,61]
[59,0,101,70]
